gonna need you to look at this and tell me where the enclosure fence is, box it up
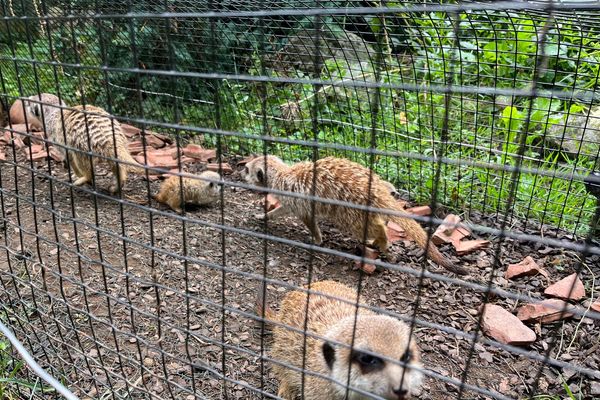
[0,0,599,399]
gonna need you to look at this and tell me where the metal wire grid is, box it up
[0,0,599,399]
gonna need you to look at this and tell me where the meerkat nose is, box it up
[393,387,408,399]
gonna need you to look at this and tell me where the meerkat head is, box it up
[242,155,285,188]
[199,170,221,201]
[321,315,423,400]
[25,93,67,131]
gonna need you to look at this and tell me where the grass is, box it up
[0,331,56,399]
[1,9,599,236]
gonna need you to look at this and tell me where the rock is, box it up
[205,163,233,174]
[355,247,379,274]
[386,221,407,243]
[517,299,574,323]
[432,214,470,246]
[547,107,600,157]
[9,100,39,129]
[591,300,600,313]
[544,273,585,301]
[455,239,490,256]
[0,149,5,161]
[591,382,600,395]
[406,205,431,216]
[481,304,536,345]
[505,256,548,280]
[182,144,216,162]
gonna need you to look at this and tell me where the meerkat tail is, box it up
[389,214,469,275]
[256,280,277,323]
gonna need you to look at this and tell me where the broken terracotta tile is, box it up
[386,221,407,243]
[517,299,574,323]
[406,205,431,216]
[354,246,379,274]
[432,214,470,246]
[160,168,184,179]
[505,256,549,280]
[182,144,216,162]
[544,273,585,301]
[455,239,489,256]
[481,304,536,346]
[591,300,600,313]
[237,155,257,166]
[0,149,5,160]
[121,123,142,138]
[143,134,166,149]
[127,140,144,155]
[205,163,233,174]
[26,144,49,161]
[49,146,65,162]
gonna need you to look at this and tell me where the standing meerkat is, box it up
[243,155,468,275]
[25,93,145,194]
[258,280,423,399]
[153,170,221,213]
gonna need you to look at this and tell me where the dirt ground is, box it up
[0,151,598,400]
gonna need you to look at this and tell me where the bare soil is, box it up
[0,151,598,400]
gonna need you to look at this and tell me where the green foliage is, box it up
[1,7,598,234]
[0,336,55,399]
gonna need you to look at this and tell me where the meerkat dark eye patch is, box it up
[256,168,265,184]
[400,349,412,364]
[351,350,384,374]
[322,342,335,370]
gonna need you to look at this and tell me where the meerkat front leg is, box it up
[109,162,128,194]
[71,154,93,186]
[254,204,291,221]
[276,381,294,399]
[301,215,323,245]
[370,218,390,252]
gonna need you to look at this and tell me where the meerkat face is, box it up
[242,155,284,188]
[200,171,221,201]
[25,93,66,129]
[322,316,423,400]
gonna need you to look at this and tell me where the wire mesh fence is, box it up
[0,0,599,399]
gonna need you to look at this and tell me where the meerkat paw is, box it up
[373,237,390,252]
[108,184,121,194]
[73,177,90,186]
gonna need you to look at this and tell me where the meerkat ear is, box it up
[322,342,335,370]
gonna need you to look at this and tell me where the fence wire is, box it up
[0,1,599,399]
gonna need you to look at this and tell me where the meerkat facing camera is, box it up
[154,170,221,213]
[243,155,468,275]
[25,93,146,193]
[258,280,423,399]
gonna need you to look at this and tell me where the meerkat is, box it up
[153,170,221,213]
[258,280,423,399]
[243,155,468,275]
[25,93,145,194]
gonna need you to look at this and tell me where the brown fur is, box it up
[153,171,220,213]
[25,94,145,194]
[263,280,423,399]
[243,155,468,275]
